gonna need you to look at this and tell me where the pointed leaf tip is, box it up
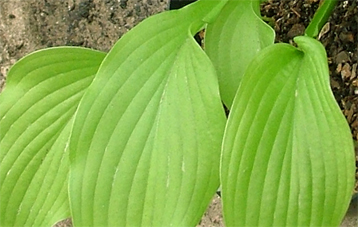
[205,0,275,108]
[221,36,355,227]
[69,4,226,227]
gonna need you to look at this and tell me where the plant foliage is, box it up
[0,0,355,226]
[205,0,275,108]
[221,36,355,227]
[69,1,226,226]
[0,48,106,226]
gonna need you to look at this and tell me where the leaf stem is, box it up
[305,0,338,38]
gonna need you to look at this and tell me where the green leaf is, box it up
[0,47,106,227]
[221,36,355,227]
[69,1,227,226]
[305,0,338,38]
[205,0,275,108]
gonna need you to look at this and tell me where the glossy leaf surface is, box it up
[221,36,355,227]
[0,47,105,226]
[69,1,227,226]
[205,0,275,108]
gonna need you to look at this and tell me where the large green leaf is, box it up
[205,0,275,108]
[69,1,227,226]
[0,47,105,226]
[221,36,355,226]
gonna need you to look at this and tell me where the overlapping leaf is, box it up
[221,36,355,226]
[69,1,227,226]
[205,0,275,108]
[0,47,105,226]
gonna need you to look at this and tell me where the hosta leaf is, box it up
[221,36,355,227]
[205,0,275,108]
[69,1,227,226]
[0,47,105,227]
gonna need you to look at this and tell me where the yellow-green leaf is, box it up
[205,0,275,108]
[0,47,105,226]
[69,1,227,226]
[221,36,355,227]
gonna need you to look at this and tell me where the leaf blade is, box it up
[69,2,227,226]
[221,36,355,227]
[0,47,105,226]
[205,0,275,108]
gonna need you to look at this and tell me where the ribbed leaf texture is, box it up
[0,47,105,226]
[69,1,227,226]
[221,36,355,227]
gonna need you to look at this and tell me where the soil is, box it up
[0,0,357,226]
